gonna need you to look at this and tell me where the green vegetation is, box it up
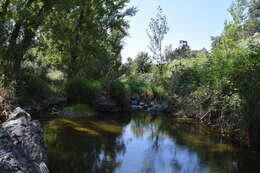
[65,77,103,106]
[108,81,131,110]
[70,104,95,113]
[0,0,136,104]
[127,81,168,102]
[0,0,259,151]
[147,6,169,74]
[125,0,260,150]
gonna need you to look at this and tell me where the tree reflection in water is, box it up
[130,114,209,173]
[43,115,129,173]
[42,113,260,173]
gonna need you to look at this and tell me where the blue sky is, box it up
[122,0,233,62]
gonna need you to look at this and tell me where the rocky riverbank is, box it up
[0,107,49,173]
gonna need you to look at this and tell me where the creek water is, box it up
[41,113,260,173]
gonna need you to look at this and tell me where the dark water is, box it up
[42,113,260,173]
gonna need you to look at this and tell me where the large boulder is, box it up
[0,107,49,173]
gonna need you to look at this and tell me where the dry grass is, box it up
[0,86,16,123]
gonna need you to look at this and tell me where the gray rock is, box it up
[130,93,141,106]
[96,92,122,113]
[148,104,162,114]
[0,107,49,173]
[41,97,67,111]
[148,102,170,114]
[131,105,143,111]
[31,97,67,113]
[24,97,67,114]
[139,102,145,106]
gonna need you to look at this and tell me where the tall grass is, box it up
[65,77,103,106]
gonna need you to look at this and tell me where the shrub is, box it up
[152,86,167,101]
[169,66,202,96]
[9,58,53,104]
[109,81,131,111]
[140,84,154,102]
[66,77,102,106]
[127,81,168,102]
[16,76,51,104]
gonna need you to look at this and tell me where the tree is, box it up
[41,0,136,79]
[190,48,209,59]
[164,41,192,62]
[211,0,249,53]
[164,45,175,62]
[247,0,260,35]
[0,0,57,82]
[228,0,248,24]
[147,6,169,73]
[0,0,136,83]
[174,40,191,59]
[134,52,152,73]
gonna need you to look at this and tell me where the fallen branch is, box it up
[200,111,210,121]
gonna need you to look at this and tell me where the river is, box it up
[41,113,260,173]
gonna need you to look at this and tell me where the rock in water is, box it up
[96,92,122,113]
[0,107,49,173]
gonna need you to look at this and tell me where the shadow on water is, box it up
[42,113,260,173]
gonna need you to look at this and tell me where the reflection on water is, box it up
[42,113,260,173]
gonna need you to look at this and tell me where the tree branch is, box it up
[0,0,10,18]
[8,22,22,46]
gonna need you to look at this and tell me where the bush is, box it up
[229,44,260,147]
[127,81,168,102]
[109,81,131,111]
[66,77,102,106]
[191,85,241,126]
[169,66,202,96]
[152,86,167,101]
[9,58,53,104]
[16,76,51,104]
[127,81,153,101]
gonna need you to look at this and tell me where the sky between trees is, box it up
[122,0,233,62]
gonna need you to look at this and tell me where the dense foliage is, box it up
[127,0,260,150]
[0,0,136,103]
[0,0,259,151]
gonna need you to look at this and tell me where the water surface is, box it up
[42,113,260,173]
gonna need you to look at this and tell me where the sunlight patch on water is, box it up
[47,118,100,136]
[183,135,236,152]
[89,121,123,134]
[211,143,236,152]
[42,114,260,173]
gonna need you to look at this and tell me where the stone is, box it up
[24,97,67,114]
[7,107,31,121]
[130,93,141,106]
[148,102,170,114]
[96,92,122,113]
[41,97,67,111]
[131,105,143,111]
[0,107,48,173]
[140,102,145,106]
